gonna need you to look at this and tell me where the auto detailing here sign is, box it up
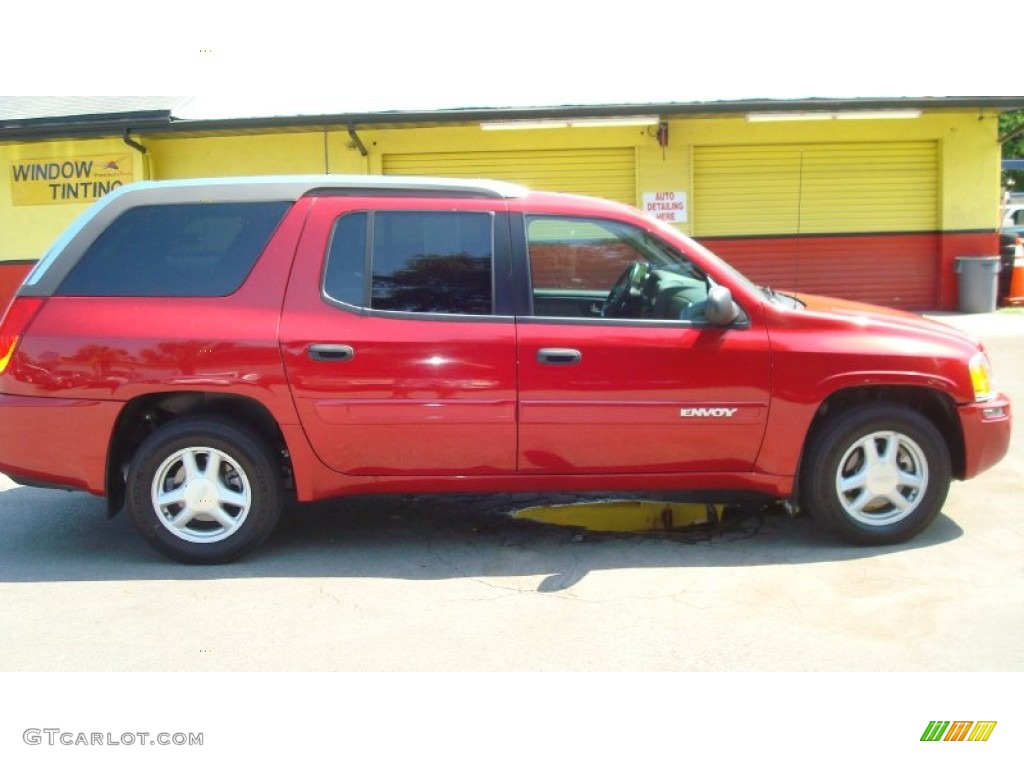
[10,154,134,205]
[643,191,687,223]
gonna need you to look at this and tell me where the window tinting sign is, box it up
[10,154,135,206]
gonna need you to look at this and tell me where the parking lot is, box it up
[0,311,1021,673]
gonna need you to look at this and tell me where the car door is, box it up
[515,214,771,474]
[279,196,517,476]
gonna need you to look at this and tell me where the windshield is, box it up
[643,214,804,309]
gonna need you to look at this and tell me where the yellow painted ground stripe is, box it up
[513,500,723,532]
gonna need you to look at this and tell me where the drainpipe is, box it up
[347,122,368,158]
[122,128,152,180]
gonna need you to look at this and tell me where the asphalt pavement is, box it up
[0,310,1021,672]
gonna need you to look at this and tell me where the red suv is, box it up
[0,176,1012,563]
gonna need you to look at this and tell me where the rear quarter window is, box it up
[56,201,291,297]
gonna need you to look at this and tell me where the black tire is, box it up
[800,404,951,545]
[126,416,283,564]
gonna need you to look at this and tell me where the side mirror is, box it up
[704,285,740,326]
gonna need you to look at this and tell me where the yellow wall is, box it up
[360,111,999,233]
[0,110,1002,263]
[360,123,653,166]
[667,110,1000,234]
[145,130,369,179]
[145,123,654,182]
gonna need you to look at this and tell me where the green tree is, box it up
[1002,110,1024,196]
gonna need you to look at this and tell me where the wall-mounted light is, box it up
[480,119,569,130]
[746,109,923,122]
[834,109,923,120]
[481,116,660,130]
[568,116,659,128]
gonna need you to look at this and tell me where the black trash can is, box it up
[954,256,1001,313]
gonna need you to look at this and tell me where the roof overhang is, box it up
[2,96,1023,142]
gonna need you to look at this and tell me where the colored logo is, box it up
[921,721,997,742]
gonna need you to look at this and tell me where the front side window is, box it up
[526,216,710,320]
[58,202,291,297]
[324,211,494,315]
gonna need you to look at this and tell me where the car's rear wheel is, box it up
[801,404,951,545]
[126,417,282,564]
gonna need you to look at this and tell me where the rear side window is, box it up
[57,202,291,297]
[324,210,494,315]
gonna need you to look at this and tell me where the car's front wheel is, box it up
[801,404,951,545]
[126,417,283,564]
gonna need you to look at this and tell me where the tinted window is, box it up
[58,202,291,297]
[323,212,368,306]
[324,211,494,315]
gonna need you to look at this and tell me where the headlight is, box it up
[969,351,995,402]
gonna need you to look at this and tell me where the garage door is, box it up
[693,142,940,307]
[383,148,636,206]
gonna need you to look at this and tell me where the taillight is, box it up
[0,297,44,375]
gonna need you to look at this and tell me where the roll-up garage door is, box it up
[693,142,939,307]
[383,148,636,206]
